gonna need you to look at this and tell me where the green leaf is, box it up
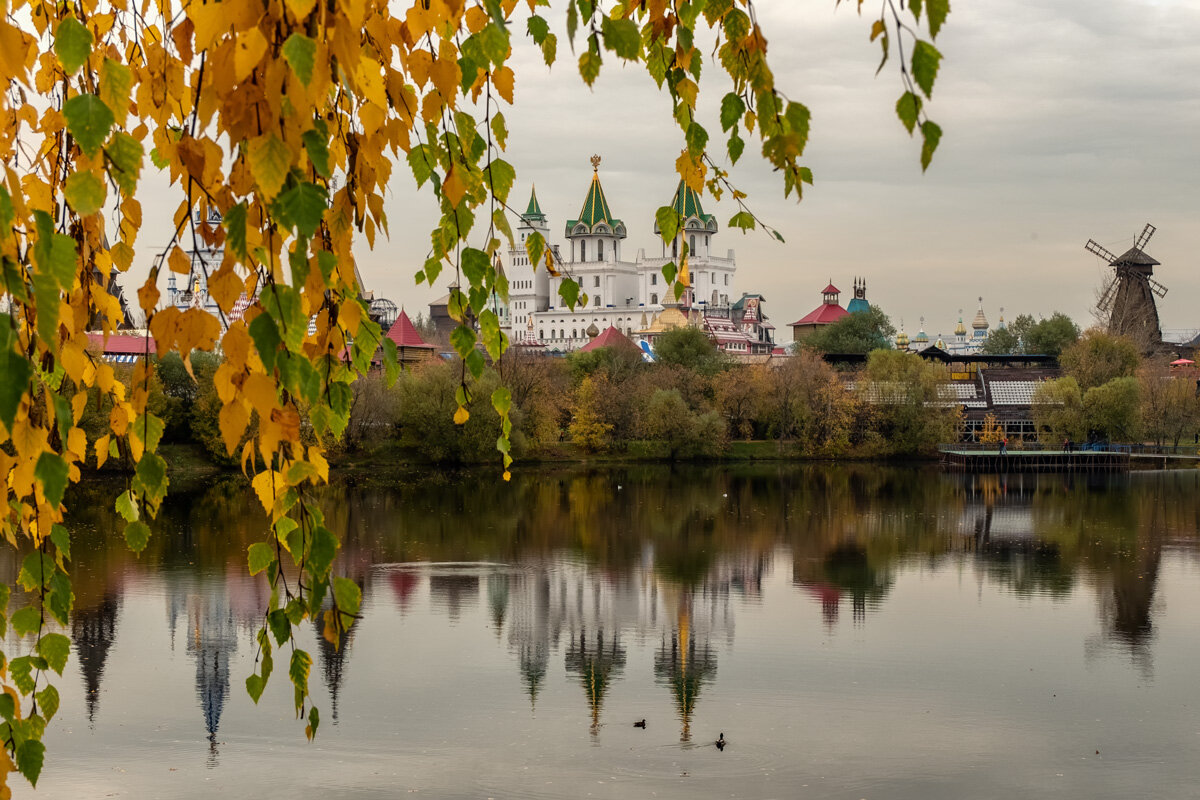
[63,94,115,157]
[450,324,476,359]
[332,576,361,619]
[911,0,924,21]
[274,182,327,238]
[0,693,13,723]
[247,542,275,576]
[65,171,105,217]
[246,673,266,703]
[16,738,44,787]
[896,91,922,135]
[381,338,400,387]
[720,92,745,133]
[656,205,681,243]
[484,159,515,203]
[37,632,70,675]
[47,570,72,626]
[0,346,32,432]
[540,32,557,66]
[524,231,546,268]
[461,248,490,287]
[289,647,312,701]
[685,122,708,158]
[578,45,602,87]
[728,210,755,232]
[558,277,580,309]
[33,209,78,289]
[926,0,950,37]
[124,520,151,554]
[9,656,35,693]
[527,14,549,43]
[727,131,744,165]
[268,608,291,645]
[131,412,165,457]
[36,684,60,722]
[35,452,69,508]
[911,40,943,98]
[306,705,320,740]
[920,120,943,171]
[224,203,248,258]
[307,524,339,580]
[106,132,143,196]
[601,16,641,60]
[132,452,168,509]
[17,552,54,591]
[281,33,316,86]
[49,524,70,562]
[249,310,282,371]
[478,21,510,67]
[301,128,331,178]
[54,16,93,75]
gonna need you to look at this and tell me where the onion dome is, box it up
[971,297,989,332]
[935,335,945,349]
[914,316,929,344]
[997,307,1006,330]
[954,310,967,337]
[586,321,600,339]
[895,321,910,349]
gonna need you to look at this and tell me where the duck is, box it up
[715,732,726,751]
[634,719,646,729]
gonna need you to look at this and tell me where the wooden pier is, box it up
[941,449,1130,473]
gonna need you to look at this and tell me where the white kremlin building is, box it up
[503,157,773,355]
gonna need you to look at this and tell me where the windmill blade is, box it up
[1096,277,1118,312]
[1147,275,1168,298]
[1135,223,1156,251]
[1085,239,1118,263]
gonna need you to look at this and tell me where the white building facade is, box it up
[504,159,741,352]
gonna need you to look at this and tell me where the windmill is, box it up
[1085,223,1166,347]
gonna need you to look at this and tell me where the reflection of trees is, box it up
[72,594,118,724]
[564,628,626,735]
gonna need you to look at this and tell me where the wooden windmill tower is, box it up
[1084,223,1166,348]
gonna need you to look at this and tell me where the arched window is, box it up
[651,293,658,304]
[594,295,600,307]
[572,328,578,338]
[594,275,600,287]
[651,273,657,286]
[579,241,586,261]
[712,290,719,306]
[689,234,696,253]
[598,239,604,260]
[540,330,545,339]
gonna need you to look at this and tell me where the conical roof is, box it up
[386,310,435,349]
[664,180,716,231]
[565,158,625,237]
[523,185,546,223]
[971,301,989,331]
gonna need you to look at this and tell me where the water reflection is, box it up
[13,465,1200,796]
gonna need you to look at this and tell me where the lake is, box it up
[9,464,1200,799]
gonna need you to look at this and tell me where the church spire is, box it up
[565,155,626,239]
[523,185,546,223]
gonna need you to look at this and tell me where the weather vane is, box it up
[590,154,601,171]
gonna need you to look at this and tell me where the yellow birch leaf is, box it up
[251,469,284,518]
[219,400,249,455]
[167,246,190,274]
[59,340,87,383]
[307,446,329,482]
[112,241,134,271]
[243,372,278,416]
[454,405,469,425]
[71,390,87,422]
[443,166,466,208]
[493,66,515,104]
[207,263,242,313]
[285,0,318,20]
[94,434,110,469]
[233,27,268,84]
[190,0,229,51]
[66,427,87,461]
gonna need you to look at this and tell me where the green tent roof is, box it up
[523,186,546,223]
[670,180,716,228]
[566,171,624,237]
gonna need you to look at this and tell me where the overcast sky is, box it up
[134,1,1200,340]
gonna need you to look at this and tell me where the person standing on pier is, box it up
[1000,437,1008,456]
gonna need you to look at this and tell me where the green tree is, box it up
[638,388,727,459]
[857,350,958,455]
[1032,377,1086,443]
[980,327,1021,355]
[804,307,896,354]
[1060,330,1142,390]
[1138,366,1200,447]
[1084,377,1142,441]
[652,327,727,376]
[1023,313,1080,356]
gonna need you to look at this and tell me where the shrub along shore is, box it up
[83,326,1197,475]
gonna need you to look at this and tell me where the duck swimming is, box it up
[634,719,646,729]
[715,733,726,751]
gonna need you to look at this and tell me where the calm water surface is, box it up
[9,465,1200,799]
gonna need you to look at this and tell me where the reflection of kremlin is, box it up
[185,590,238,764]
[499,551,760,740]
[794,543,892,629]
[71,594,119,724]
